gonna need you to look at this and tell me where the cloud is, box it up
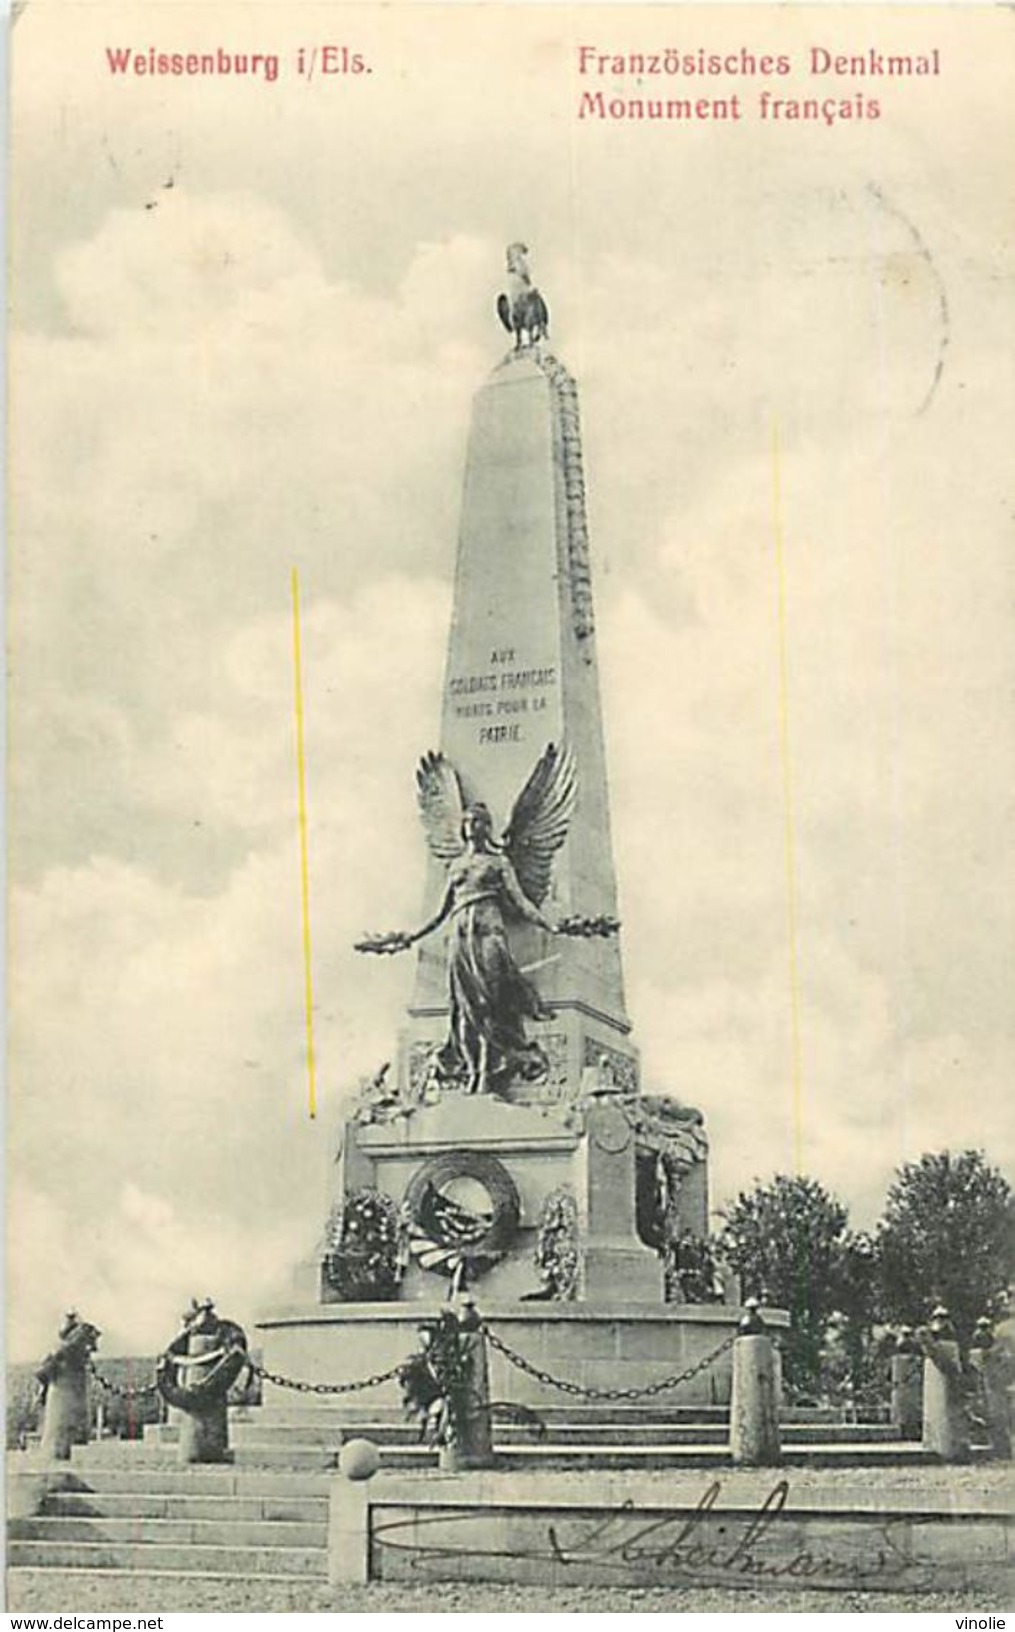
[9,1177,312,1360]
[10,207,483,885]
[598,557,1014,1224]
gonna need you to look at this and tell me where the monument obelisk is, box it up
[260,250,732,1404]
[401,276,635,1105]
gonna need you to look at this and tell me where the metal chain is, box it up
[89,1363,161,1401]
[94,1330,735,1406]
[482,1326,736,1402]
[91,1355,402,1401]
[248,1359,405,1396]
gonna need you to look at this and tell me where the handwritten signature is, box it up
[372,1479,939,1590]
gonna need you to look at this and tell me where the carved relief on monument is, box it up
[582,1036,640,1096]
[633,1095,710,1171]
[543,355,596,647]
[504,1029,570,1104]
[347,1060,419,1126]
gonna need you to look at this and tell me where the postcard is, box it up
[7,0,1013,1612]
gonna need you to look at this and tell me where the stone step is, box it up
[494,1441,935,1469]
[494,1422,899,1446]
[11,1515,326,1548]
[6,1539,328,1577]
[226,1417,899,1449]
[227,1420,433,1449]
[45,1489,328,1523]
[142,1424,179,1446]
[70,1431,925,1480]
[348,1441,934,1470]
[232,1401,736,1427]
[72,1443,338,1472]
[491,1423,843,1448]
[56,1468,333,1496]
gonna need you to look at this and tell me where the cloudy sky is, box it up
[8,2,1013,1359]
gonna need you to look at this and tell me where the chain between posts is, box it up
[89,1363,161,1401]
[91,1355,405,1400]
[482,1325,737,1402]
[247,1359,405,1397]
[93,1328,737,1405]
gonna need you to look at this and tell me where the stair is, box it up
[6,1463,331,1608]
[6,1400,940,1608]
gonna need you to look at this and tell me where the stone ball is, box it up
[339,1437,380,1482]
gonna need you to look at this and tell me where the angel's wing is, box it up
[415,751,467,866]
[502,742,577,906]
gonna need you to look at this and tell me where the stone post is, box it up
[36,1314,100,1462]
[157,1300,247,1465]
[920,1307,969,1463]
[890,1327,923,1440]
[729,1301,781,1467]
[968,1317,1012,1460]
[39,1369,90,1462]
[439,1298,494,1471]
[176,1331,231,1465]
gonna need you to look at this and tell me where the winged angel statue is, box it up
[356,744,617,1096]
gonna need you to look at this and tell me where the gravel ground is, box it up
[7,1576,1013,1614]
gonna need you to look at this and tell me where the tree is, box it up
[876,1149,1014,1345]
[716,1174,854,1394]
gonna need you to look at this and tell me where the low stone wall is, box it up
[330,1468,1012,1593]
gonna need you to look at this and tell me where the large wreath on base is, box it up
[156,1315,249,1412]
[404,1150,520,1282]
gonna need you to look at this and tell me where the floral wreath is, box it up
[323,1189,406,1300]
[404,1150,520,1281]
[534,1186,581,1299]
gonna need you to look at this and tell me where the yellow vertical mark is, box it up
[291,567,317,1120]
[771,421,804,1171]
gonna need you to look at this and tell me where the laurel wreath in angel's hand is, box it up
[354,742,618,953]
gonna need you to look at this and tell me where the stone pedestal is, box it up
[39,1372,90,1462]
[969,1342,1012,1459]
[922,1343,969,1463]
[441,1324,494,1471]
[177,1333,230,1465]
[729,1332,781,1466]
[891,1350,923,1440]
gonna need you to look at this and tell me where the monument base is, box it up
[330,1076,709,1308]
[255,1301,788,1411]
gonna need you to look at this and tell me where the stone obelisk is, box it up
[401,339,636,1104]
